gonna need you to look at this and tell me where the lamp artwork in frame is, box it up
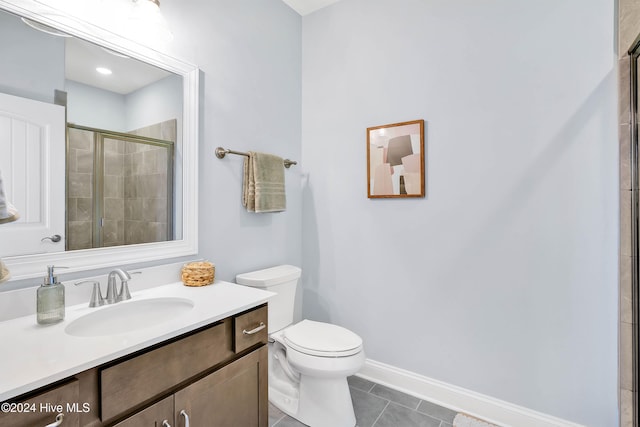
[367,119,425,198]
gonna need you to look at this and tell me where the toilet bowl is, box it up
[236,265,365,427]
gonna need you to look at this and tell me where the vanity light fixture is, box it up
[21,0,172,46]
[21,17,71,37]
[129,0,174,43]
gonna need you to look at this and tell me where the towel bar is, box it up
[215,147,297,168]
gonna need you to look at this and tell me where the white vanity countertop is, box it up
[0,280,274,401]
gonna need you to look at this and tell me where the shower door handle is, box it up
[41,234,62,243]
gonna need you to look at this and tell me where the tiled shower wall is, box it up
[122,140,170,245]
[67,127,95,250]
[127,119,176,245]
[619,1,639,425]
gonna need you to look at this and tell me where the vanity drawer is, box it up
[100,320,233,422]
[0,379,80,427]
[234,304,268,353]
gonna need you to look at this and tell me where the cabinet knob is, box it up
[44,413,64,427]
[180,409,190,427]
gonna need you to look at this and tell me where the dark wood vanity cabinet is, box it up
[1,304,269,427]
[174,345,267,426]
[0,379,81,427]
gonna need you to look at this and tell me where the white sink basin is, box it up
[65,297,195,337]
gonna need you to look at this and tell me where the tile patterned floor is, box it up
[269,376,458,427]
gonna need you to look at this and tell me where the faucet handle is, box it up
[106,274,118,304]
[74,280,104,307]
[117,271,142,302]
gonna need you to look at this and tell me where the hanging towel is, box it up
[242,152,286,213]
[0,171,19,225]
[0,258,10,284]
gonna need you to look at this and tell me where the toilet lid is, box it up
[283,319,363,357]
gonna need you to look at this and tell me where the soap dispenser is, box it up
[37,265,66,325]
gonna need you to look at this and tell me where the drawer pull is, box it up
[162,421,171,427]
[44,413,64,427]
[180,409,190,427]
[242,322,266,335]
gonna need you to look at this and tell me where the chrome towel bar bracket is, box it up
[215,146,297,168]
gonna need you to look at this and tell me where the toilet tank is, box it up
[235,265,301,333]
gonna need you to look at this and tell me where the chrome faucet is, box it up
[76,269,141,307]
[106,268,132,304]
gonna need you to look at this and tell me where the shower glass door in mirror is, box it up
[66,125,174,250]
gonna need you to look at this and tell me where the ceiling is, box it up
[65,37,171,95]
[281,0,342,16]
[23,1,344,95]
[17,13,171,95]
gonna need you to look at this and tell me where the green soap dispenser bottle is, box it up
[37,265,66,325]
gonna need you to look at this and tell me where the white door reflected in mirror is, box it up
[0,92,65,257]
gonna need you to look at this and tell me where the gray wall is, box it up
[161,0,303,279]
[125,74,182,134]
[300,0,617,425]
[66,74,182,135]
[0,10,64,103]
[65,80,126,131]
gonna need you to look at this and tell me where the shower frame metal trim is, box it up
[627,35,640,427]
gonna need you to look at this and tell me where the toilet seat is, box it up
[283,319,363,357]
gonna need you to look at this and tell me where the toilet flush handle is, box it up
[243,322,266,335]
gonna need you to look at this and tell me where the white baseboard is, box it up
[357,359,585,427]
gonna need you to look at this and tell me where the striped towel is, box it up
[243,152,286,213]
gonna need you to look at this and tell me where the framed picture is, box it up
[367,119,425,198]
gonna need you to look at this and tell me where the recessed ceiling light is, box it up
[96,67,113,75]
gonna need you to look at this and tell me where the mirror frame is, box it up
[0,0,199,280]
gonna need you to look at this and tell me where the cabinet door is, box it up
[0,379,80,427]
[113,395,173,427]
[174,345,267,427]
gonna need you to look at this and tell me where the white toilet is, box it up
[236,265,365,427]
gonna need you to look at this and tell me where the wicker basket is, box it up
[181,261,215,287]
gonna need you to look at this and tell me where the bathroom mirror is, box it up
[0,0,199,280]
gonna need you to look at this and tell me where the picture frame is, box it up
[367,119,425,198]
